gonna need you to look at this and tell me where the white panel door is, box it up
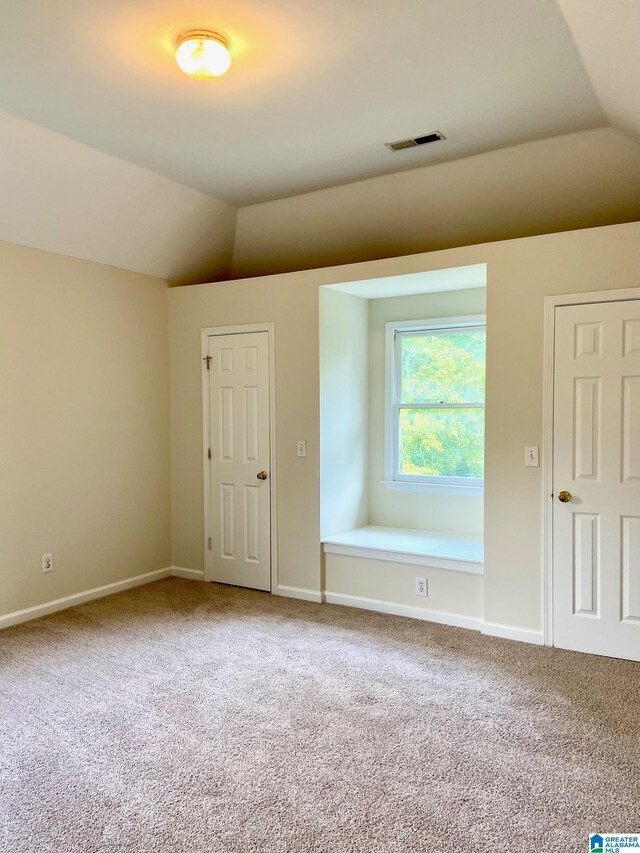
[553,300,640,661]
[207,331,271,591]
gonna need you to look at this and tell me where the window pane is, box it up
[401,330,485,404]
[399,408,484,478]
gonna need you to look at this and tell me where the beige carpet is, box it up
[1,579,639,852]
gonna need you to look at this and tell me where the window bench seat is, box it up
[322,526,484,575]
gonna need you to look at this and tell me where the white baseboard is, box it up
[171,566,206,581]
[277,585,323,603]
[0,566,543,651]
[0,568,172,631]
[481,621,544,646]
[325,591,481,632]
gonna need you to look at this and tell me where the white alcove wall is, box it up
[319,265,487,628]
[319,287,369,539]
[320,264,486,539]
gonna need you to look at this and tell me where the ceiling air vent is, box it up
[385,131,446,152]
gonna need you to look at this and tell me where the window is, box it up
[385,316,486,494]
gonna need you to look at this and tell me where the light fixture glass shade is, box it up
[176,31,231,78]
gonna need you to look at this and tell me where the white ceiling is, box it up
[556,0,640,143]
[326,265,487,299]
[0,0,606,206]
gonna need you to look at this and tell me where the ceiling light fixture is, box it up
[175,30,231,79]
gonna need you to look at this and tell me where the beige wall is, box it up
[168,273,323,592]
[230,128,640,279]
[367,288,486,535]
[7,220,640,635]
[0,240,171,618]
[319,289,369,538]
[324,555,484,623]
[169,221,640,634]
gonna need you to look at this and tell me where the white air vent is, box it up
[385,131,446,152]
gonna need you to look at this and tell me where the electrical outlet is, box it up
[41,553,53,573]
[416,577,428,597]
[296,440,307,458]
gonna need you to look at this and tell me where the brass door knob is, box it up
[257,471,268,480]
[558,490,572,503]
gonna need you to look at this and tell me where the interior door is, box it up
[553,300,640,661]
[206,331,271,591]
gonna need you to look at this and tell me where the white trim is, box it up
[481,621,544,646]
[276,585,323,603]
[384,321,395,482]
[542,296,556,647]
[382,480,483,496]
[201,330,212,580]
[386,314,487,334]
[200,322,278,337]
[325,591,482,631]
[541,287,640,649]
[543,288,640,309]
[323,542,483,575]
[201,323,278,594]
[171,566,205,581]
[384,314,486,487]
[0,568,172,631]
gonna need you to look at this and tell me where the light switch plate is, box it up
[524,446,539,467]
[296,440,307,458]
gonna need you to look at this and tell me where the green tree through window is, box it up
[396,326,485,481]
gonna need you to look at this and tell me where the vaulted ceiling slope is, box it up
[230,127,640,278]
[556,0,640,142]
[0,110,236,284]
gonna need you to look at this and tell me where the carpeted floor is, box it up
[1,579,639,852]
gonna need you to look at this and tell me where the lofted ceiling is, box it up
[556,0,640,143]
[0,0,610,206]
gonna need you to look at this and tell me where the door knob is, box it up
[558,490,572,503]
[257,471,268,480]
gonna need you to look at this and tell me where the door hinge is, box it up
[208,448,211,460]
[203,355,212,370]
[208,537,212,551]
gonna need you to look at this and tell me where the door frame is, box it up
[542,287,640,647]
[201,323,278,592]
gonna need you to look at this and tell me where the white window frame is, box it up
[384,315,486,496]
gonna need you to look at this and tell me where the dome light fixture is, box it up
[175,30,231,79]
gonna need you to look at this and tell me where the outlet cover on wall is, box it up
[416,577,428,597]
[41,553,53,573]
